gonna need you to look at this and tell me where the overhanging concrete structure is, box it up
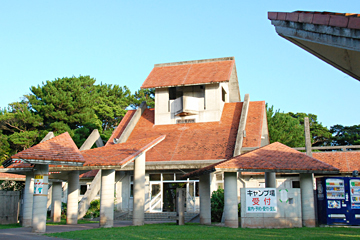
[269,11,360,82]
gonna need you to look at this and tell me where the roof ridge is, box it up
[154,57,235,68]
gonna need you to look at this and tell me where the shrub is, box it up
[211,187,224,222]
[84,199,100,218]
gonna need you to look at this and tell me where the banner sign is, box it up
[245,188,277,213]
[34,175,44,194]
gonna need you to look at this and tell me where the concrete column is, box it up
[199,173,211,225]
[67,170,79,225]
[133,154,145,226]
[51,182,62,222]
[300,173,316,227]
[176,188,185,225]
[265,172,276,188]
[22,172,34,227]
[224,172,238,228]
[32,164,49,233]
[115,171,125,211]
[100,169,115,228]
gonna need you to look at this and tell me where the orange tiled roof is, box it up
[268,11,360,30]
[183,142,339,178]
[11,132,85,163]
[82,135,165,166]
[80,170,99,178]
[0,172,25,180]
[107,102,265,162]
[141,60,235,89]
[313,151,360,173]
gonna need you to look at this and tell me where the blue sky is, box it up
[1,1,359,128]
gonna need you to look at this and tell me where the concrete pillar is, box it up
[115,171,125,211]
[100,169,115,228]
[199,173,211,225]
[22,172,34,227]
[67,170,79,225]
[176,188,185,225]
[133,154,145,226]
[32,164,49,233]
[224,172,238,228]
[51,182,62,222]
[265,172,276,188]
[300,173,316,227]
[304,117,312,157]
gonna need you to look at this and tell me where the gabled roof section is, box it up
[183,142,339,178]
[141,57,235,89]
[109,101,265,162]
[313,151,360,173]
[82,135,165,166]
[11,132,85,165]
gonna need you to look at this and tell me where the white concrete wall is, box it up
[154,83,227,125]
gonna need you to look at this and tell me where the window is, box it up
[169,87,183,100]
[292,181,300,188]
[150,174,161,181]
[163,173,174,181]
[215,173,224,189]
[80,185,88,195]
[222,87,226,102]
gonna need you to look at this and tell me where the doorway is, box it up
[162,182,186,212]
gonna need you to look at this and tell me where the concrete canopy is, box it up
[268,11,360,82]
[183,142,339,178]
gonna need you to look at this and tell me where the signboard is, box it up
[245,188,277,213]
[34,175,44,194]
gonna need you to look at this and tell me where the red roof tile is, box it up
[11,132,85,163]
[80,170,99,178]
[313,151,360,173]
[81,135,165,166]
[183,142,339,178]
[109,102,265,162]
[141,60,235,89]
[0,172,25,180]
[106,110,136,146]
[268,11,360,30]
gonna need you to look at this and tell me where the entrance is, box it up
[163,182,186,212]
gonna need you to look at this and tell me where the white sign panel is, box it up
[245,188,277,213]
[34,175,44,194]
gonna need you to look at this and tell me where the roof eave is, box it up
[141,80,230,89]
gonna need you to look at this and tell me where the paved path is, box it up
[0,221,170,240]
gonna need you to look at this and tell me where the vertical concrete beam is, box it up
[51,182,62,222]
[133,154,145,226]
[39,132,54,143]
[79,129,104,151]
[67,170,79,225]
[100,169,115,228]
[176,188,185,225]
[265,172,276,188]
[233,94,250,157]
[224,172,238,228]
[116,101,147,144]
[32,164,49,233]
[300,173,316,227]
[199,173,211,225]
[22,172,34,227]
[304,117,312,157]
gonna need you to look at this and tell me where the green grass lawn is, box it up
[45,223,360,240]
[0,223,21,229]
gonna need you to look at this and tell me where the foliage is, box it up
[0,223,21,229]
[84,199,101,219]
[46,222,360,240]
[0,180,25,191]
[61,202,67,219]
[330,124,360,146]
[211,187,224,222]
[288,112,332,147]
[130,88,155,109]
[266,105,305,148]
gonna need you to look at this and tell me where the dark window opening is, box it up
[222,87,226,102]
[292,181,300,188]
[80,185,87,195]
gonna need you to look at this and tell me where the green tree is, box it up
[330,124,360,146]
[266,105,305,148]
[0,102,44,152]
[288,112,331,147]
[130,88,155,109]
